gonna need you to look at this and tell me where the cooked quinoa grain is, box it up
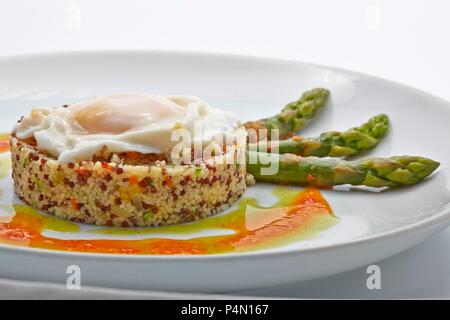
[10,135,248,227]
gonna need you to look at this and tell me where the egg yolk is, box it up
[70,94,183,134]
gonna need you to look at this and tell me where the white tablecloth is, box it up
[0,278,264,300]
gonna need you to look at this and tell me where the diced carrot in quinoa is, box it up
[71,199,80,211]
[129,175,138,185]
[101,162,112,170]
[165,175,174,188]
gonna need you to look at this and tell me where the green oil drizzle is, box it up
[90,197,259,236]
[1,185,339,254]
[1,204,80,233]
[91,187,337,240]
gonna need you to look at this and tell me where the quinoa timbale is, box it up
[10,134,248,227]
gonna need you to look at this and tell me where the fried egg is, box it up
[14,93,240,162]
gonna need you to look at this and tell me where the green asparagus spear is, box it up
[246,152,440,188]
[243,88,330,139]
[251,114,389,157]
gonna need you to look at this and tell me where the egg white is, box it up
[14,93,240,162]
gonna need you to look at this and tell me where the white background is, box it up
[1,0,449,298]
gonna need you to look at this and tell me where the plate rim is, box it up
[0,50,449,261]
[1,49,449,105]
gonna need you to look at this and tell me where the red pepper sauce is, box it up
[0,187,337,255]
[0,132,9,153]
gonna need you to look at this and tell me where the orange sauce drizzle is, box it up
[0,187,337,255]
[0,132,9,153]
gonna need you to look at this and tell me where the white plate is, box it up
[0,51,449,293]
